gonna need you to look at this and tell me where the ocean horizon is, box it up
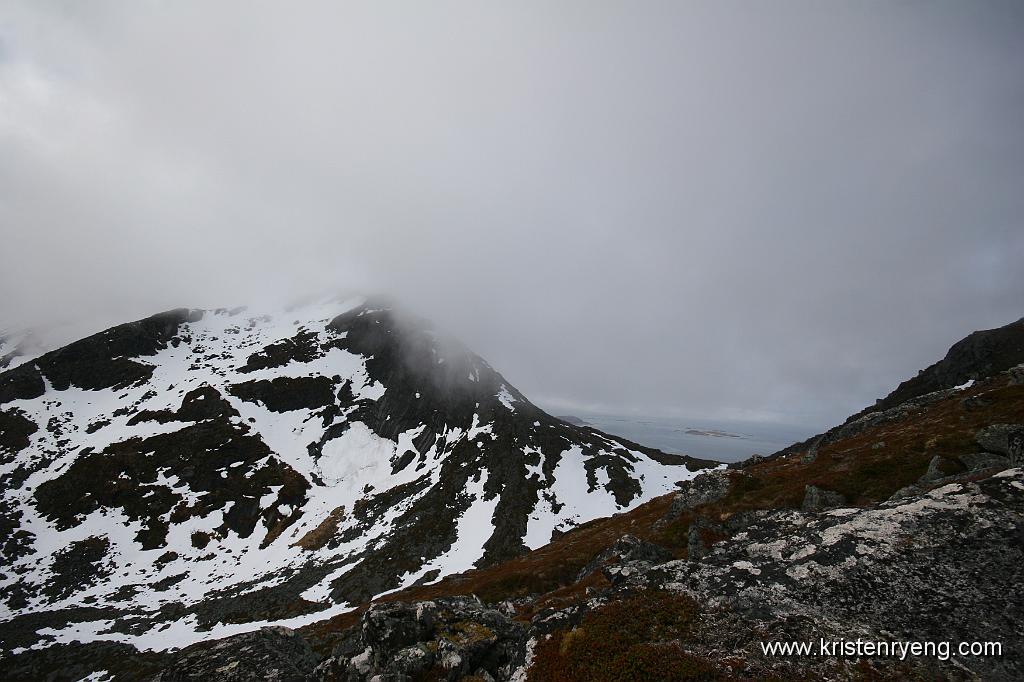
[560,411,817,463]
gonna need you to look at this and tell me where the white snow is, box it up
[496,385,517,411]
[317,422,396,487]
[0,294,708,653]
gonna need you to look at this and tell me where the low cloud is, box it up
[1,2,1022,428]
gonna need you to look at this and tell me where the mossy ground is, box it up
[527,591,716,681]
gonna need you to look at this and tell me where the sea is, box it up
[562,411,816,464]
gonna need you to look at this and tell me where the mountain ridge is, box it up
[0,296,716,660]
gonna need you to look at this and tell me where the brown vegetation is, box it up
[293,505,347,551]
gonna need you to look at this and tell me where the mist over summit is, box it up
[2,2,1022,428]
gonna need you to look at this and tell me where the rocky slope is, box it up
[0,296,715,670]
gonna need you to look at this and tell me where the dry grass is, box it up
[292,505,346,551]
[527,591,716,681]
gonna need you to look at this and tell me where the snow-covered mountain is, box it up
[0,296,717,652]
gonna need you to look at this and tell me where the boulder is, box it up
[962,394,993,411]
[888,484,923,501]
[656,470,731,528]
[801,485,847,512]
[687,515,725,561]
[314,596,526,681]
[919,455,950,484]
[958,452,1011,472]
[361,602,436,660]
[975,424,1024,466]
[577,534,673,580]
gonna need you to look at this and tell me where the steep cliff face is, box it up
[0,296,715,658]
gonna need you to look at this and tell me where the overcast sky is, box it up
[1,2,1022,429]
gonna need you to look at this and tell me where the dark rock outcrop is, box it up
[36,308,202,392]
[975,423,1024,465]
[230,376,337,412]
[857,316,1024,417]
[0,362,45,405]
[0,407,38,458]
[150,626,320,681]
[655,469,731,528]
[765,317,1024,464]
[314,597,527,681]
[576,534,673,581]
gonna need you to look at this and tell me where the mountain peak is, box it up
[0,296,716,653]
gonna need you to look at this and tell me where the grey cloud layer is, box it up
[1,1,1022,428]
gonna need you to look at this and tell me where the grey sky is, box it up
[1,2,1022,429]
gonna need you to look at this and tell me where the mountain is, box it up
[0,296,716,662]
[3,309,1022,680]
[866,315,1024,413]
[554,415,588,427]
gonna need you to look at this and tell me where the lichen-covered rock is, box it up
[918,455,955,484]
[314,596,526,681]
[606,469,1024,680]
[655,469,731,527]
[686,515,725,561]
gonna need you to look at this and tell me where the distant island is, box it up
[683,428,746,439]
[557,415,590,426]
